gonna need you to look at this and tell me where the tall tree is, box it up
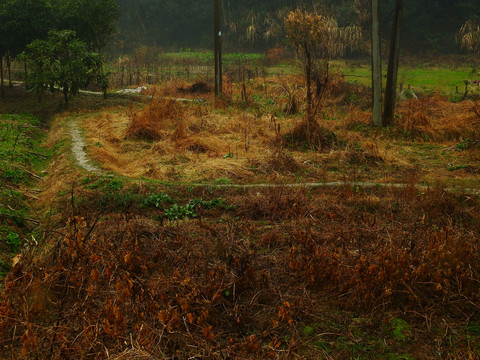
[23,30,104,104]
[53,0,119,51]
[383,0,403,126]
[0,2,6,98]
[371,0,382,127]
[214,0,222,98]
[0,0,53,97]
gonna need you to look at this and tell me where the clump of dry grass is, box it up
[344,106,372,128]
[263,151,301,173]
[284,118,338,151]
[175,134,226,156]
[125,99,182,141]
[396,96,480,141]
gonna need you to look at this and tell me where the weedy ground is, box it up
[73,71,480,190]
[0,58,479,359]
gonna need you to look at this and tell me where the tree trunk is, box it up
[0,56,4,98]
[384,0,404,126]
[371,0,383,126]
[7,55,12,88]
[24,61,28,89]
[63,83,69,104]
[214,0,223,98]
[305,51,312,122]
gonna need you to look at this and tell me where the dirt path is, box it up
[69,120,104,174]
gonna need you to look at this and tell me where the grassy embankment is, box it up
[0,113,48,278]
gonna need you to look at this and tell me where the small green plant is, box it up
[302,325,315,338]
[164,198,227,220]
[447,164,468,171]
[164,203,197,220]
[144,193,173,209]
[5,231,21,252]
[390,318,411,341]
[457,138,479,150]
[466,322,480,336]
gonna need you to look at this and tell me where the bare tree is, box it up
[285,9,361,121]
[214,0,223,99]
[384,0,404,126]
[371,0,383,126]
[0,56,4,98]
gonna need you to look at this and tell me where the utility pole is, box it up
[214,0,222,98]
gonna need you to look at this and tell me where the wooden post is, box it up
[214,0,223,98]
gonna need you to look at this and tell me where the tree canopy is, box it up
[22,30,104,103]
[0,0,119,57]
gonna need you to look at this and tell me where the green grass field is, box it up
[269,58,479,96]
[334,59,478,95]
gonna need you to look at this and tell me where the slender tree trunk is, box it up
[63,83,69,104]
[7,55,12,88]
[24,61,28,89]
[371,0,383,126]
[305,51,312,122]
[384,0,404,126]
[0,56,4,98]
[214,0,223,98]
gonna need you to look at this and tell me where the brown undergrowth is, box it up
[73,77,480,187]
[1,186,479,359]
[396,96,480,141]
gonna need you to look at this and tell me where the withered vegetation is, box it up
[0,65,479,359]
[1,184,480,359]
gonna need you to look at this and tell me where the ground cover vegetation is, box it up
[0,63,479,358]
[0,113,48,278]
[0,0,480,359]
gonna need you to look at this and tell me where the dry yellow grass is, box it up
[64,76,480,188]
[80,100,323,183]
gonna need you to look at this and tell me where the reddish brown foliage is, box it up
[0,187,479,359]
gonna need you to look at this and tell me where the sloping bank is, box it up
[0,114,49,279]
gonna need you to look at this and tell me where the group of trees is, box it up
[284,1,480,129]
[113,0,480,54]
[0,0,118,100]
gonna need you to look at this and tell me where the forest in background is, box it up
[114,0,480,54]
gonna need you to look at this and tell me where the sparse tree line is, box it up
[0,0,119,100]
[1,0,480,119]
[114,0,480,54]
